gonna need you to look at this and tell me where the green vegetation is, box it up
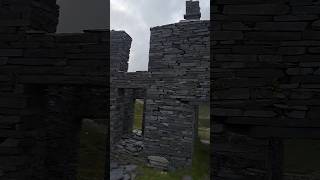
[134,102,210,179]
[77,119,106,180]
[198,127,210,142]
[134,99,144,129]
[76,102,210,179]
[198,104,210,128]
[75,102,320,179]
[198,103,210,142]
[135,140,210,180]
[284,139,320,175]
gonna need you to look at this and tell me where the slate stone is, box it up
[275,15,319,21]
[213,108,242,116]
[0,49,23,57]
[182,175,193,180]
[308,108,320,120]
[0,138,19,147]
[244,110,277,118]
[245,32,301,41]
[213,31,244,40]
[312,20,320,29]
[286,111,306,119]
[223,4,290,15]
[308,47,320,53]
[222,22,252,30]
[286,68,313,75]
[303,31,320,40]
[300,62,320,67]
[292,6,320,14]
[0,57,7,65]
[148,156,169,169]
[278,47,306,55]
[255,22,308,31]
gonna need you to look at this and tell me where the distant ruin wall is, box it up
[110,31,131,73]
[110,31,132,144]
[212,0,320,179]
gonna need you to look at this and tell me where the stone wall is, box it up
[110,31,131,73]
[110,31,132,144]
[111,20,210,168]
[110,20,210,169]
[0,0,108,179]
[0,0,59,33]
[143,20,210,169]
[212,0,320,179]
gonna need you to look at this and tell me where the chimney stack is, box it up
[184,0,201,20]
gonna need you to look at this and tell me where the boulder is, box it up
[148,156,169,170]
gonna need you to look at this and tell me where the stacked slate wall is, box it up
[110,71,150,165]
[0,0,108,178]
[212,0,320,179]
[110,31,132,144]
[110,71,151,142]
[143,20,210,168]
[0,0,59,33]
[0,30,108,179]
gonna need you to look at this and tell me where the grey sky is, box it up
[57,0,108,33]
[111,0,210,72]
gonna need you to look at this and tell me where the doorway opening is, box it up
[190,103,210,179]
[133,99,145,135]
[196,103,210,144]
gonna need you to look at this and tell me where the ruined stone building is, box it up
[212,0,320,179]
[0,0,208,179]
[111,0,210,170]
[0,0,107,179]
[1,0,320,179]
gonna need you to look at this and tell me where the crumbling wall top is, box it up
[0,0,59,33]
[184,0,201,20]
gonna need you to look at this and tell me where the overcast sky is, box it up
[56,0,209,72]
[111,0,210,72]
[57,0,108,33]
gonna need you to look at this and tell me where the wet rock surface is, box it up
[110,130,144,180]
[147,156,169,170]
[110,162,138,180]
[111,130,144,164]
[182,175,193,180]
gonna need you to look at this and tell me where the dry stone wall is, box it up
[0,0,59,33]
[0,0,108,179]
[110,31,132,144]
[143,20,210,169]
[110,20,210,169]
[212,0,320,179]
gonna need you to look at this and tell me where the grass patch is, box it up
[198,104,210,142]
[77,119,106,180]
[198,127,210,142]
[133,101,210,179]
[76,102,210,179]
[135,140,210,180]
[284,139,320,174]
[198,104,210,128]
[134,99,144,129]
[75,103,320,178]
